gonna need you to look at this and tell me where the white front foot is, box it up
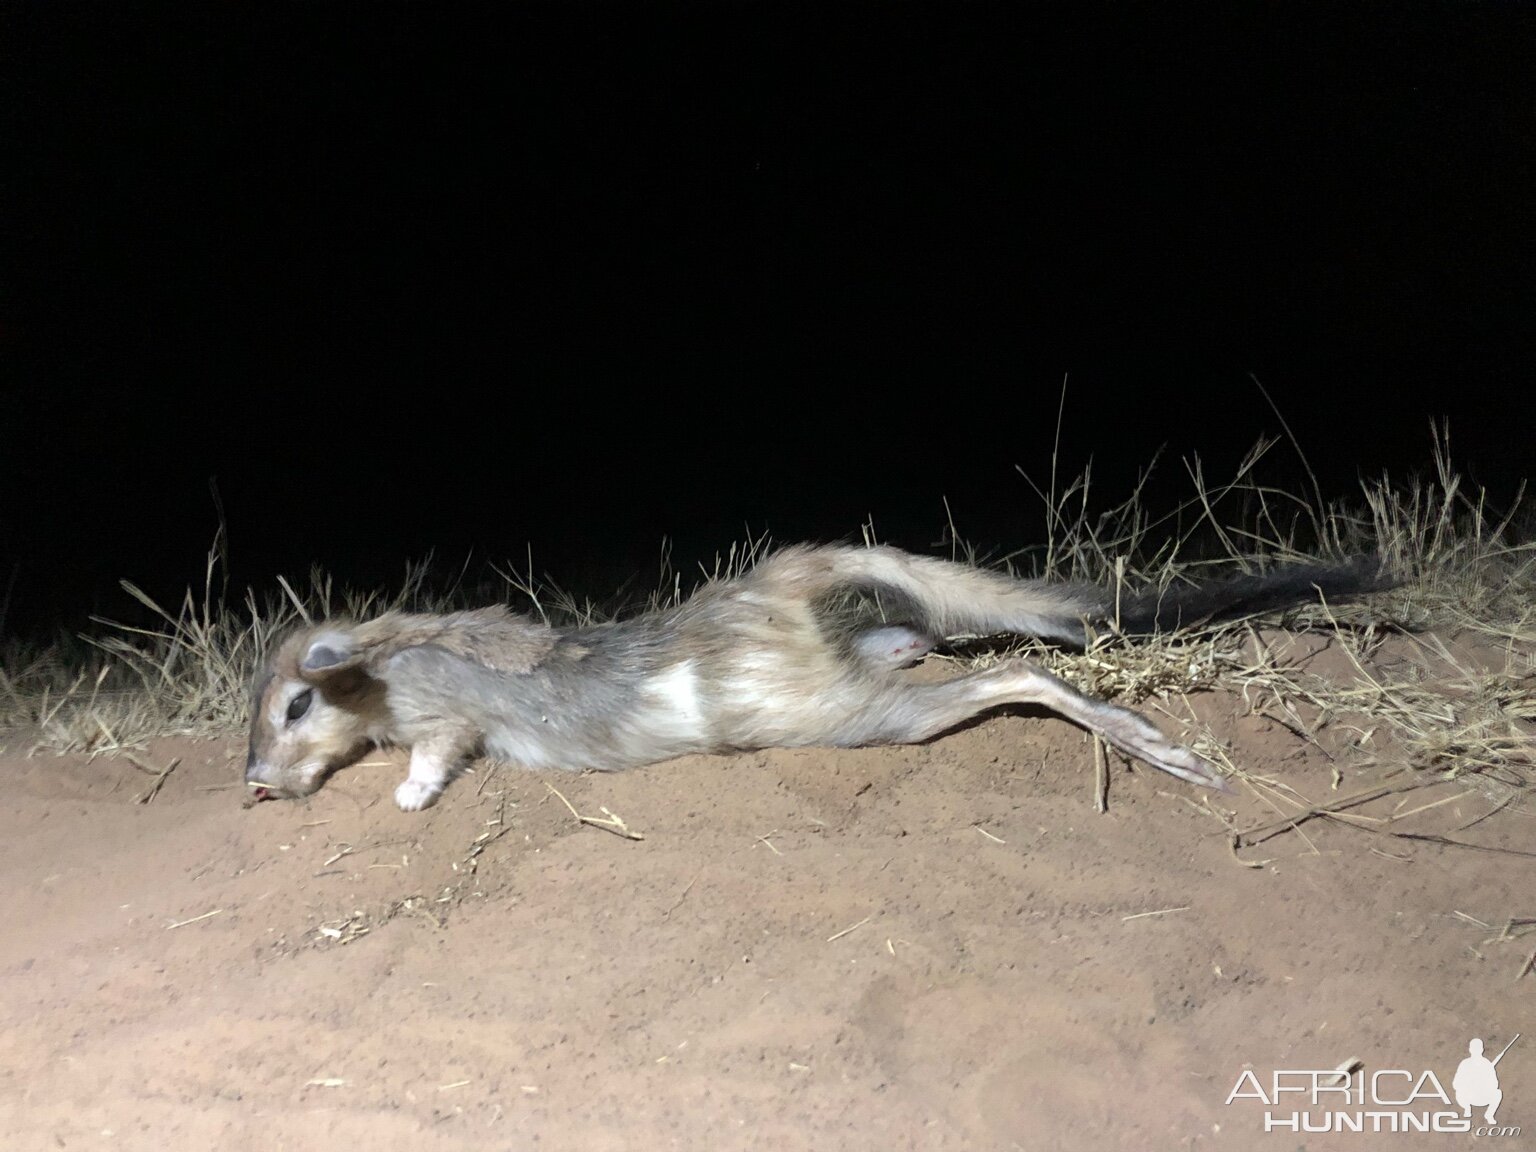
[394,739,466,811]
[395,778,445,811]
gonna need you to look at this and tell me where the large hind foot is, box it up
[864,658,1231,792]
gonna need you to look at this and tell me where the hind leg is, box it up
[858,658,1227,791]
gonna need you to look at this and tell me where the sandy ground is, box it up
[0,631,1530,1151]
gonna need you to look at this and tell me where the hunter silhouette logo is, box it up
[1455,1035,1516,1125]
[1225,1032,1521,1136]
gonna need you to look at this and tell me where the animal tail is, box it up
[769,544,1388,647]
[1106,558,1390,637]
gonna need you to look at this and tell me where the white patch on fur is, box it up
[642,660,706,743]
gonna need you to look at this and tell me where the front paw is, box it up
[395,778,444,811]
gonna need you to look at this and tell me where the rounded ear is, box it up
[300,630,364,675]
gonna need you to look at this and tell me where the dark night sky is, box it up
[3,3,1532,637]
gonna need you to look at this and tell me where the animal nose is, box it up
[244,757,278,801]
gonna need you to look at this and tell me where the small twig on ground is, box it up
[827,916,871,943]
[663,873,698,920]
[1385,831,1536,859]
[475,761,500,796]
[544,781,644,840]
[1122,905,1190,922]
[1233,778,1424,846]
[166,908,223,930]
[128,753,180,804]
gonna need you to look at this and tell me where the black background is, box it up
[4,3,1532,637]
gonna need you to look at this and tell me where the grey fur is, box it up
[245,543,1384,811]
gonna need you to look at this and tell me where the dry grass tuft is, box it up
[1,529,454,754]
[922,427,1533,844]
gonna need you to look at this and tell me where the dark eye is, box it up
[285,688,314,725]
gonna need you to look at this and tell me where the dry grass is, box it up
[0,530,456,754]
[990,429,1534,853]
[2,432,1531,849]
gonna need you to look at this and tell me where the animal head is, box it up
[243,606,552,802]
[245,623,389,801]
